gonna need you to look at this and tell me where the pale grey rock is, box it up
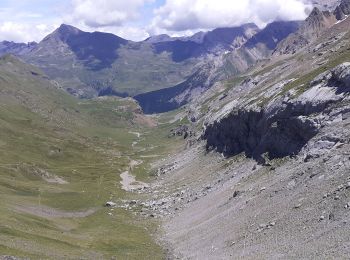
[105,201,116,207]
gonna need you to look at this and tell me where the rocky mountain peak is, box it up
[334,0,350,19]
[306,7,334,24]
[309,6,323,17]
[57,24,81,34]
[275,1,343,55]
[302,6,337,36]
[42,24,82,43]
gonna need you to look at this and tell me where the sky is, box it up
[0,0,313,43]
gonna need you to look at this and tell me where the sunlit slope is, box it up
[0,55,164,259]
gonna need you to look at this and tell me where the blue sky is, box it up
[0,0,311,43]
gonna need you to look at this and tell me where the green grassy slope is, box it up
[0,55,182,259]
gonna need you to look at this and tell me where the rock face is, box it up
[203,108,321,163]
[169,125,194,139]
[276,0,350,55]
[203,63,350,163]
[331,62,350,88]
[334,0,350,20]
[105,201,117,207]
[275,7,338,54]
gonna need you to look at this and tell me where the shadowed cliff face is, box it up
[66,32,127,70]
[134,64,215,114]
[245,21,300,50]
[134,83,186,114]
[203,108,320,163]
[334,0,350,20]
[153,40,203,62]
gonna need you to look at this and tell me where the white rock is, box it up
[105,201,117,207]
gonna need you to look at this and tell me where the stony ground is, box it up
[129,18,350,259]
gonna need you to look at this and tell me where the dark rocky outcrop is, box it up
[203,107,321,163]
[169,125,194,139]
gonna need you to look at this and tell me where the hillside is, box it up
[143,7,350,258]
[0,54,184,259]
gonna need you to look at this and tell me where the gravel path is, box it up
[120,171,149,191]
[13,205,97,218]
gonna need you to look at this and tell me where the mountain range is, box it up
[0,21,298,103]
[1,0,350,259]
[1,1,347,114]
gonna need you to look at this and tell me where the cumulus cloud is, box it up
[0,22,57,42]
[0,0,314,42]
[68,0,151,28]
[58,0,154,41]
[149,0,312,34]
[76,24,149,41]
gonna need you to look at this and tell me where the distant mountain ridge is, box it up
[0,19,303,113]
[11,8,349,113]
[135,0,350,114]
[152,24,259,62]
[0,41,37,56]
[135,21,301,113]
[0,23,264,98]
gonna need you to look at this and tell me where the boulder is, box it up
[105,201,116,207]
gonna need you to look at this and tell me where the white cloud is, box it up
[0,0,314,43]
[101,26,150,41]
[67,0,151,27]
[149,0,312,34]
[0,22,57,42]
[58,0,154,41]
